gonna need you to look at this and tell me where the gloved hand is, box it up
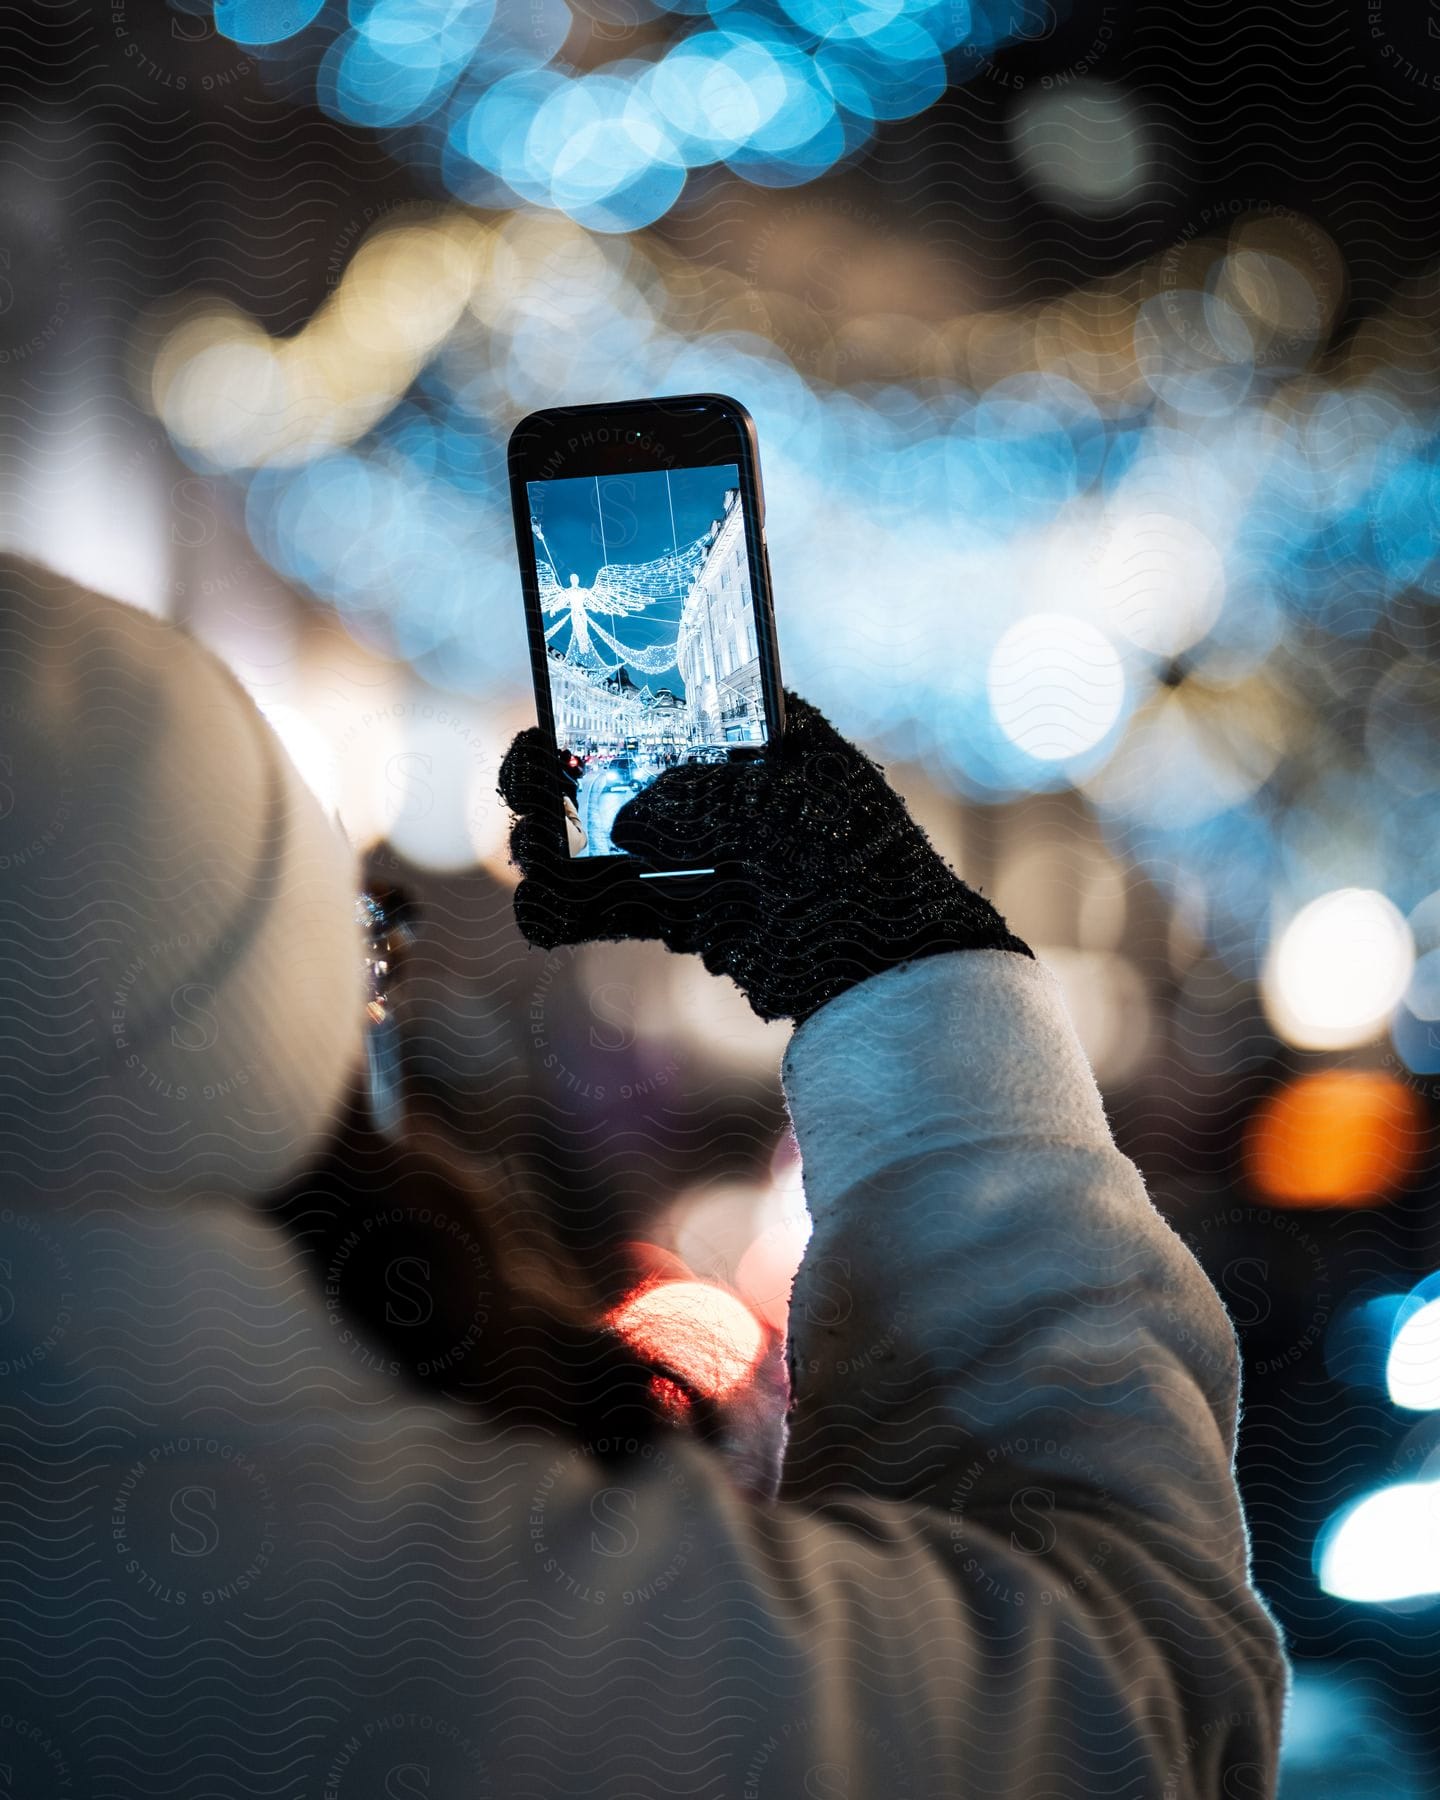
[498,692,1031,1026]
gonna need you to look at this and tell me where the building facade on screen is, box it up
[674,489,764,747]
[548,656,687,753]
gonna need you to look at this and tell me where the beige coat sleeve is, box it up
[445,950,1290,1795]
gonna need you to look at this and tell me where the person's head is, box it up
[0,555,773,1470]
[0,553,359,1208]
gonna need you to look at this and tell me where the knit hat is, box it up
[0,554,363,1204]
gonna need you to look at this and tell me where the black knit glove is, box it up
[498,692,1031,1026]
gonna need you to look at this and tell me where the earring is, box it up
[357,886,417,1139]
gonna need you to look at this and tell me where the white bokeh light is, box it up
[1387,1297,1440,1412]
[380,702,498,873]
[257,701,339,817]
[1318,1480,1440,1604]
[1263,888,1414,1050]
[987,612,1125,761]
[160,337,290,470]
[1008,83,1149,211]
[1094,511,1226,657]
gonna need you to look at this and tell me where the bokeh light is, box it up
[1318,1478,1440,1604]
[1393,943,1440,1077]
[1246,1071,1424,1207]
[256,699,340,815]
[1388,1285,1440,1413]
[1093,512,1226,657]
[1263,889,1415,1051]
[214,0,327,45]
[987,612,1125,762]
[126,187,1440,963]
[211,0,1031,220]
[1008,83,1150,211]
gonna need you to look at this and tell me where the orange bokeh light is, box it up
[1246,1071,1426,1207]
[608,1279,766,1400]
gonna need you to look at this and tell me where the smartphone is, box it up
[508,394,784,881]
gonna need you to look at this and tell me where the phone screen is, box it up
[526,463,770,859]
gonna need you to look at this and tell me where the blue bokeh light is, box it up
[209,0,1043,216]
[213,0,327,45]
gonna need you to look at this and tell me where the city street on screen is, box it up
[529,464,766,856]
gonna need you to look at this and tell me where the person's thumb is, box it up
[609,759,746,867]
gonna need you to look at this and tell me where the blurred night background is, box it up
[4,1,1440,1791]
